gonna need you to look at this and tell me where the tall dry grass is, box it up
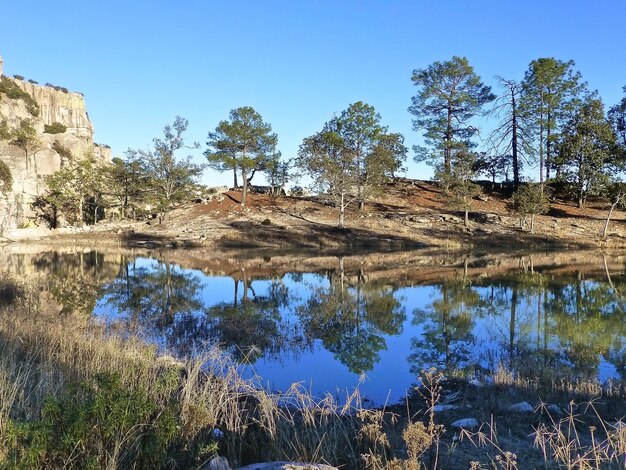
[0,274,369,468]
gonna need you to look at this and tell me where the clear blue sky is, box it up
[1,1,625,186]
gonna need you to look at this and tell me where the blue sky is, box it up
[1,1,625,186]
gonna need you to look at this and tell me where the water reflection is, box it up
[297,259,405,373]
[102,257,206,356]
[410,278,481,374]
[204,274,306,362]
[3,248,626,403]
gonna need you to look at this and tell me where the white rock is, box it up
[208,456,231,470]
[451,418,479,429]
[237,463,338,470]
[507,401,534,413]
[431,404,460,412]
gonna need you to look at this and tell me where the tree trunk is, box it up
[511,90,520,188]
[464,208,469,228]
[78,196,84,227]
[241,168,248,207]
[445,107,452,174]
[339,191,345,227]
[509,287,518,370]
[233,166,238,188]
[539,119,544,185]
[530,213,535,233]
[546,111,552,180]
[603,197,621,238]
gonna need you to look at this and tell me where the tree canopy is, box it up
[409,56,494,174]
[205,106,278,206]
[296,102,406,226]
[520,58,586,183]
[555,97,622,208]
[126,116,204,217]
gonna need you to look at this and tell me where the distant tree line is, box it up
[1,58,625,231]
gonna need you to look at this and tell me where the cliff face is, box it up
[0,57,111,232]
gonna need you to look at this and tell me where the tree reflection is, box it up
[102,257,206,356]
[544,274,626,380]
[409,277,482,374]
[34,251,107,315]
[204,274,306,362]
[297,259,405,374]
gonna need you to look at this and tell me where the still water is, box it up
[3,248,626,405]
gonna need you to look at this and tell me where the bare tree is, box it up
[487,77,534,188]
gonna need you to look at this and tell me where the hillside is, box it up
[19,179,626,251]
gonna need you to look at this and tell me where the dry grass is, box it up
[0,274,367,467]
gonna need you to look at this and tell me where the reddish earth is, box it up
[9,179,626,251]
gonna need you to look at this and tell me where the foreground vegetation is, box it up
[2,273,626,469]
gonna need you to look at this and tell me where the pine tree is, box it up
[409,56,494,175]
[205,107,278,207]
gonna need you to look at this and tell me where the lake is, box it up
[2,246,626,405]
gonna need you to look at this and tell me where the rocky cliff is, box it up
[0,56,111,232]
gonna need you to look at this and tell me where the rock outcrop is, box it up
[0,55,111,231]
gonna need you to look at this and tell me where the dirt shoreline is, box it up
[3,181,626,252]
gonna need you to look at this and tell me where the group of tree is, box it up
[408,55,626,233]
[32,117,204,226]
[3,55,626,231]
[296,101,407,226]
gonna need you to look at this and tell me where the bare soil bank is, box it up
[5,180,626,251]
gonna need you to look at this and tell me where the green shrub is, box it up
[2,372,217,469]
[0,160,12,194]
[44,122,67,134]
[27,79,38,85]
[12,75,24,81]
[0,120,10,140]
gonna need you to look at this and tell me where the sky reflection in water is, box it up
[86,254,626,405]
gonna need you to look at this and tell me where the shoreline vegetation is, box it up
[3,267,626,468]
[5,179,626,252]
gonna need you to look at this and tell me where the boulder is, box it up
[507,401,534,413]
[451,418,479,429]
[430,404,460,413]
[237,463,338,470]
[546,404,564,417]
[208,456,231,470]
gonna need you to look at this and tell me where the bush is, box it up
[12,74,24,81]
[3,372,217,469]
[27,79,38,84]
[44,122,67,134]
[508,183,550,233]
[0,120,10,140]
[43,83,70,94]
[0,160,12,194]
